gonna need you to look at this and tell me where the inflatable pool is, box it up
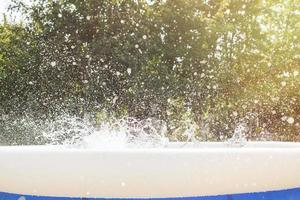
[0,142,300,200]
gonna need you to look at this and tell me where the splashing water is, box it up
[0,114,170,148]
[0,114,252,148]
[65,117,170,149]
[227,122,248,147]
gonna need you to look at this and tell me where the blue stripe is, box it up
[1,188,300,200]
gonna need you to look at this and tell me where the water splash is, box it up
[0,114,170,148]
[0,114,253,148]
[70,117,170,149]
[227,122,248,147]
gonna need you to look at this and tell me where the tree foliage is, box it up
[1,0,300,143]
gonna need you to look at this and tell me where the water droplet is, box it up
[50,61,56,67]
[287,117,294,124]
[127,68,132,75]
[293,71,299,77]
[281,116,287,121]
[113,96,118,105]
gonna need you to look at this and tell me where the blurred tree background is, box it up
[0,0,299,144]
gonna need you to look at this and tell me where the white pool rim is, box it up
[0,142,300,198]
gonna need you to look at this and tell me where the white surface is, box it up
[0,0,11,21]
[0,0,31,22]
[0,142,300,198]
